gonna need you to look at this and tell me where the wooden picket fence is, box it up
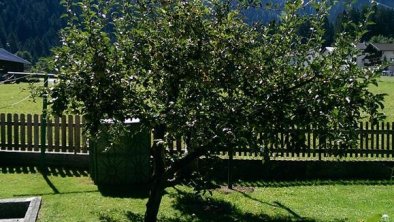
[0,113,88,154]
[166,123,394,160]
[0,113,393,160]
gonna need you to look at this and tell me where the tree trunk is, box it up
[180,133,198,178]
[144,125,166,222]
[144,175,166,222]
[144,125,210,221]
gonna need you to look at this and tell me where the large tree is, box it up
[49,0,384,221]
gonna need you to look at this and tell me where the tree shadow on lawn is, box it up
[99,192,317,222]
[169,191,317,222]
[229,179,394,188]
[0,165,97,197]
[98,184,149,199]
[230,188,304,219]
[0,165,148,198]
[0,165,89,177]
[11,171,98,197]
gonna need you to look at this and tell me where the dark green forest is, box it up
[1,0,394,64]
[0,0,63,63]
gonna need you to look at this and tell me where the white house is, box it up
[362,43,394,74]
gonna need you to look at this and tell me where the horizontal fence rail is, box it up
[0,113,393,160]
[0,113,88,154]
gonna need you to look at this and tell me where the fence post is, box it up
[40,73,48,172]
[0,114,5,150]
[228,146,233,189]
[13,114,18,151]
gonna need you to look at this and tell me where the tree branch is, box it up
[163,145,209,184]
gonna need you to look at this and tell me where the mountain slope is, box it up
[0,0,63,62]
[1,0,394,63]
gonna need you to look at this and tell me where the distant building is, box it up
[322,43,394,75]
[356,42,367,68]
[0,48,31,74]
[362,43,394,73]
[356,42,368,51]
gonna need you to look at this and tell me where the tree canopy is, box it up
[49,0,384,221]
[369,34,394,43]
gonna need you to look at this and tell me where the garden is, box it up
[0,80,393,222]
[1,1,394,222]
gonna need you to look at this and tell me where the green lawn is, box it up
[0,168,393,222]
[1,77,394,122]
[0,83,42,114]
[369,76,394,122]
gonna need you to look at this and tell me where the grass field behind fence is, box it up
[0,83,42,114]
[0,77,393,121]
[369,76,394,122]
[0,168,393,222]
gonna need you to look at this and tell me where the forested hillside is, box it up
[1,0,394,63]
[0,0,63,63]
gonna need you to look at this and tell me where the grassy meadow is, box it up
[0,77,394,121]
[0,83,42,114]
[0,167,393,222]
[369,76,394,122]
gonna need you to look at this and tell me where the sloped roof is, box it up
[356,42,367,50]
[370,43,394,51]
[0,48,31,64]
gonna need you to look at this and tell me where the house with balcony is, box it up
[362,43,394,75]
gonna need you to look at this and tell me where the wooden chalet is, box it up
[0,48,31,74]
